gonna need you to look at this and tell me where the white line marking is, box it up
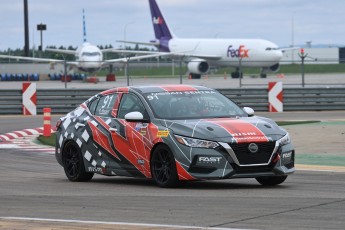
[0,144,20,149]
[0,217,256,230]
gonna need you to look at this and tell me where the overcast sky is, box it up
[0,0,344,50]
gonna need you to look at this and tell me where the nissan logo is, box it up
[248,143,259,153]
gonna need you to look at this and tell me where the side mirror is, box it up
[124,111,150,123]
[243,107,254,117]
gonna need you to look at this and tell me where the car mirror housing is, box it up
[124,111,150,123]
[243,107,254,116]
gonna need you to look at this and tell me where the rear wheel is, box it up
[151,145,179,188]
[256,175,287,186]
[62,141,94,182]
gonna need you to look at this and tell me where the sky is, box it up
[0,0,344,51]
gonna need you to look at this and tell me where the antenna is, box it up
[83,9,87,42]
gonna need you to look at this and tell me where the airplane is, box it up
[117,0,287,79]
[0,9,166,74]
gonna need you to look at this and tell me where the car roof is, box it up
[100,85,213,95]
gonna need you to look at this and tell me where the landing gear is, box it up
[189,73,201,79]
[260,73,267,78]
[231,68,243,79]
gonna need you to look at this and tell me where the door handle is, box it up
[109,127,118,132]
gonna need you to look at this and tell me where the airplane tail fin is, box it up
[82,9,87,43]
[148,0,173,40]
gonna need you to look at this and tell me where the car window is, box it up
[88,97,99,115]
[144,90,246,119]
[94,94,119,117]
[117,94,147,119]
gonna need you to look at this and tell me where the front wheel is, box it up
[62,141,94,182]
[151,145,179,188]
[256,175,287,186]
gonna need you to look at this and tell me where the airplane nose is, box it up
[274,50,283,60]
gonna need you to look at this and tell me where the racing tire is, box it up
[151,145,179,188]
[62,141,94,182]
[256,175,287,186]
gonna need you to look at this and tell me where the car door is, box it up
[109,93,152,177]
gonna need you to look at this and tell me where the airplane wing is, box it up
[279,47,300,53]
[99,48,119,53]
[0,54,79,69]
[109,49,222,61]
[103,52,174,65]
[116,40,160,46]
[0,54,64,63]
[45,48,77,55]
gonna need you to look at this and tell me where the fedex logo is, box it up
[227,45,249,58]
[153,17,164,25]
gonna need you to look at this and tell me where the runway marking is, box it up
[0,217,256,230]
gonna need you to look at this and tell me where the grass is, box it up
[37,133,56,146]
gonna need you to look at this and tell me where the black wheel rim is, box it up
[152,148,173,184]
[63,144,80,178]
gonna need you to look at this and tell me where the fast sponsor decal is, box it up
[282,151,292,159]
[198,156,222,164]
[227,45,249,58]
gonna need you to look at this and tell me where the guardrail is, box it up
[0,87,344,115]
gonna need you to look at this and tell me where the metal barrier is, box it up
[0,87,344,114]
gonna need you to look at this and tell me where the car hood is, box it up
[159,116,286,143]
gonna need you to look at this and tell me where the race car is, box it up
[55,85,295,187]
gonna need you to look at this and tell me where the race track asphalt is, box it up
[0,75,344,229]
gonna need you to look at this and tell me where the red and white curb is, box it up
[0,127,55,141]
[0,127,55,154]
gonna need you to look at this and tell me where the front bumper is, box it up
[173,141,295,180]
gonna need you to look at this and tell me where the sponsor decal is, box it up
[227,45,249,58]
[137,159,145,165]
[157,130,169,137]
[88,167,103,173]
[282,151,292,159]
[198,156,222,164]
[232,132,257,137]
[146,90,215,101]
[153,16,164,25]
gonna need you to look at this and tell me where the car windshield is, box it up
[144,90,246,119]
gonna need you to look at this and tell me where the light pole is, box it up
[123,21,134,49]
[298,48,307,87]
[37,23,47,57]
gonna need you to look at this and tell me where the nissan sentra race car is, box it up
[55,85,295,187]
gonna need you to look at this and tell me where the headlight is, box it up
[174,135,219,148]
[279,133,291,146]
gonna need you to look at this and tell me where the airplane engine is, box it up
[260,63,280,78]
[187,59,209,74]
[268,63,280,72]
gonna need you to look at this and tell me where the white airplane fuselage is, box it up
[75,43,103,72]
[168,38,283,68]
